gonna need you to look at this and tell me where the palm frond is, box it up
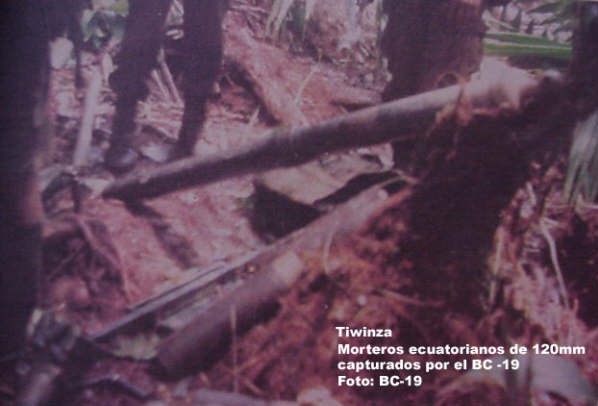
[564,110,598,203]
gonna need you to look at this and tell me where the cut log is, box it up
[227,27,307,126]
[226,25,380,125]
[102,62,539,201]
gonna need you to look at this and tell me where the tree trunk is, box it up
[381,0,486,100]
[0,1,47,357]
[381,0,487,169]
[570,1,598,115]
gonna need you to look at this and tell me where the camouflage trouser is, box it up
[380,0,486,171]
[109,0,228,156]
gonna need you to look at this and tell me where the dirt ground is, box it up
[3,1,598,405]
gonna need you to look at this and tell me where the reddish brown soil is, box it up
[5,1,598,406]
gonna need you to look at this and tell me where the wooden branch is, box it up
[73,69,102,167]
[157,48,182,105]
[103,62,539,201]
[151,69,170,101]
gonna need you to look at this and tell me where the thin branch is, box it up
[294,64,318,105]
[151,69,170,101]
[73,69,102,167]
[157,48,182,105]
[539,219,570,308]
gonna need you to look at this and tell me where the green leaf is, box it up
[110,0,129,16]
[487,0,575,50]
[484,41,572,61]
[564,110,598,202]
[485,31,568,47]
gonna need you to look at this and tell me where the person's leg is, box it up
[171,0,227,159]
[106,0,171,171]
